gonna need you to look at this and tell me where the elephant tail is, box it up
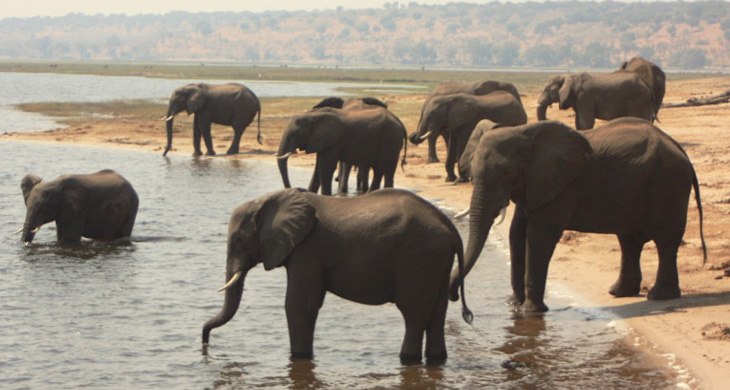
[255,106,263,145]
[456,241,474,325]
[692,168,708,265]
[400,131,408,172]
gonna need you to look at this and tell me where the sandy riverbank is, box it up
[3,76,730,389]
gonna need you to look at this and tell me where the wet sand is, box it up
[3,76,730,389]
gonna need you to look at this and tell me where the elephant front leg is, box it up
[317,153,338,196]
[308,157,321,193]
[192,122,203,156]
[199,120,216,156]
[454,130,471,183]
[521,225,563,313]
[609,233,645,297]
[509,208,527,306]
[427,133,439,163]
[56,220,83,244]
[285,265,326,359]
[444,134,459,182]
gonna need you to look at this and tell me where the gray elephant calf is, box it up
[20,170,139,244]
[202,188,472,364]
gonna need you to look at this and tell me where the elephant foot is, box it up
[427,156,440,163]
[399,353,423,365]
[226,149,239,155]
[290,351,314,360]
[647,284,681,301]
[608,278,641,297]
[445,175,457,183]
[193,150,203,156]
[205,150,217,156]
[455,176,470,184]
[519,299,549,313]
[448,280,461,302]
[425,351,447,366]
[506,294,525,307]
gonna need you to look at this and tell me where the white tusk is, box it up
[454,208,470,219]
[217,271,242,292]
[495,207,507,226]
[15,227,23,234]
[30,226,40,234]
[161,115,174,122]
[419,130,433,141]
[276,152,292,160]
[529,104,539,108]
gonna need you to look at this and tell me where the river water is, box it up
[0,72,686,389]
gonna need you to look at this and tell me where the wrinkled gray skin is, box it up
[414,91,527,183]
[311,96,390,194]
[457,119,502,182]
[202,188,472,364]
[20,170,139,244]
[449,118,706,313]
[536,71,653,130]
[620,57,666,121]
[164,83,261,156]
[277,104,406,196]
[410,80,522,163]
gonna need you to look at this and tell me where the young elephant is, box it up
[202,188,472,364]
[20,170,139,244]
[450,118,706,313]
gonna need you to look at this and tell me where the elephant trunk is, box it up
[537,93,551,121]
[202,269,246,344]
[277,143,292,188]
[163,117,174,156]
[449,181,496,300]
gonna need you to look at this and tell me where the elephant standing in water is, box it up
[413,90,527,183]
[411,80,522,163]
[162,83,261,156]
[20,170,139,244]
[202,188,472,364]
[536,71,653,130]
[311,96,391,194]
[449,118,706,312]
[620,57,666,121]
[276,102,407,196]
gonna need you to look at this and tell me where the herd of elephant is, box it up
[18,57,707,364]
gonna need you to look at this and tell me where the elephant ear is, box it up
[186,85,206,114]
[525,122,592,210]
[21,173,42,205]
[558,75,574,110]
[312,97,344,109]
[304,111,345,154]
[256,189,316,270]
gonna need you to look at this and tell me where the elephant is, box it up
[413,90,527,183]
[448,118,706,313]
[620,57,666,121]
[201,188,473,364]
[411,80,523,163]
[457,119,502,182]
[536,71,653,130]
[19,170,139,244]
[162,83,261,156]
[311,96,389,194]
[276,104,407,196]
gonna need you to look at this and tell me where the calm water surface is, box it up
[0,141,685,389]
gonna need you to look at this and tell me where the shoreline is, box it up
[3,76,730,389]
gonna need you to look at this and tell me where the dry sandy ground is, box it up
[3,77,730,389]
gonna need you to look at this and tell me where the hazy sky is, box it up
[1,0,666,19]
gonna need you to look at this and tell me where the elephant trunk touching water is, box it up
[202,269,246,344]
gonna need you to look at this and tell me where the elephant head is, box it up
[276,109,345,188]
[202,189,316,344]
[450,121,592,298]
[162,84,208,156]
[20,173,67,243]
[458,119,501,181]
[536,75,575,121]
[412,95,451,145]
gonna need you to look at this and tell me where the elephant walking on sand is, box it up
[413,90,527,183]
[276,102,407,196]
[620,57,666,121]
[20,170,139,244]
[202,188,473,364]
[163,83,261,156]
[449,118,706,313]
[411,80,522,163]
[536,71,653,130]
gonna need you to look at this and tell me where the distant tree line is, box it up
[0,1,728,70]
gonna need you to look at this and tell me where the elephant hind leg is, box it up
[647,237,682,300]
[424,274,449,364]
[226,126,245,155]
[609,233,646,297]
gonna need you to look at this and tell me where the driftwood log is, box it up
[662,89,730,108]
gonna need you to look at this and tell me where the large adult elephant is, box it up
[162,83,261,156]
[311,96,390,194]
[411,80,522,163]
[19,170,139,244]
[536,71,653,130]
[276,105,407,196]
[414,91,527,183]
[449,118,706,313]
[202,188,472,364]
[620,57,666,121]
